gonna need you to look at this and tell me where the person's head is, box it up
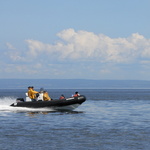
[75,91,78,94]
[40,88,44,92]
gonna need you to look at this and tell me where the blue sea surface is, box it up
[0,89,150,150]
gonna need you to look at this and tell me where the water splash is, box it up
[0,97,55,113]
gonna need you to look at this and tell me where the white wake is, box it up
[0,97,55,113]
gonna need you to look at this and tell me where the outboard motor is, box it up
[16,98,24,102]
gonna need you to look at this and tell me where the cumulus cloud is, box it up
[25,29,150,64]
[6,43,16,50]
[2,29,150,79]
[5,43,25,62]
[140,60,150,64]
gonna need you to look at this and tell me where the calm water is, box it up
[0,89,150,150]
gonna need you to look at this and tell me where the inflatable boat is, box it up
[10,94,86,111]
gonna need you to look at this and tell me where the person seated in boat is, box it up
[43,91,51,101]
[59,94,65,100]
[28,86,39,102]
[73,91,80,97]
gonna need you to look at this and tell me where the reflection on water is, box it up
[26,110,84,116]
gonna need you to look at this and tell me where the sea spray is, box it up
[0,97,55,113]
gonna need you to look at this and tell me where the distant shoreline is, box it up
[0,79,150,89]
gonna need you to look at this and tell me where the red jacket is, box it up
[73,94,79,97]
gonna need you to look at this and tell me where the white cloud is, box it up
[5,43,25,62]
[25,40,48,57]
[9,52,24,61]
[2,29,150,79]
[6,43,16,50]
[25,29,150,64]
[140,60,150,64]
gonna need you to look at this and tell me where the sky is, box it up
[0,0,150,80]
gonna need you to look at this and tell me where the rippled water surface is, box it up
[0,89,150,150]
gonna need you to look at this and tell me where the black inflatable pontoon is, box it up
[10,95,86,111]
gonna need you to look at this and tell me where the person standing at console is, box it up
[28,86,39,101]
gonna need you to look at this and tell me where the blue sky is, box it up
[1,0,150,80]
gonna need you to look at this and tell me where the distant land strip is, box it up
[0,79,150,89]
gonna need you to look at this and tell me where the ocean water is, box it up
[0,89,150,150]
